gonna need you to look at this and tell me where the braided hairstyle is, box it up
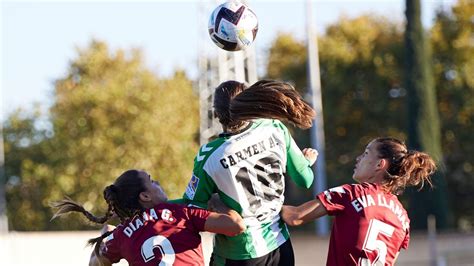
[51,169,147,256]
[230,80,316,129]
[374,137,437,195]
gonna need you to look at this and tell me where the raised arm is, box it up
[281,198,327,226]
[276,120,316,189]
[286,138,317,188]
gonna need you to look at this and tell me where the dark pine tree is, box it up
[404,0,452,229]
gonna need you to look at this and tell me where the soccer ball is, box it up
[208,1,258,51]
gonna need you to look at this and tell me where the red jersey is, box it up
[317,183,410,266]
[101,203,210,266]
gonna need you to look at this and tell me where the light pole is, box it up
[306,0,329,236]
[0,116,8,233]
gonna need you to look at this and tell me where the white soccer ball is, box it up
[208,1,258,51]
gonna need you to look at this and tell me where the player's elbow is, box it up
[302,179,312,189]
[297,176,313,189]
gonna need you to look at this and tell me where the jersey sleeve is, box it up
[185,207,212,232]
[316,184,354,215]
[278,121,314,188]
[400,230,410,250]
[100,229,122,263]
[182,147,219,209]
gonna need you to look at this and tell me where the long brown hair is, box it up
[374,138,436,194]
[51,169,147,256]
[230,80,316,129]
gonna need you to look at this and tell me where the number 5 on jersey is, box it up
[359,219,395,266]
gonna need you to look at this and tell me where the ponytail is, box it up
[87,230,114,258]
[51,169,148,257]
[50,197,113,224]
[396,150,435,189]
[374,137,436,194]
[230,80,316,129]
[51,197,115,258]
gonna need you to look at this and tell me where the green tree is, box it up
[266,33,307,92]
[266,16,406,190]
[266,1,472,230]
[4,40,199,230]
[404,0,451,229]
[431,0,474,229]
[3,107,52,230]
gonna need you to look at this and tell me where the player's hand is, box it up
[281,205,302,226]
[303,148,318,166]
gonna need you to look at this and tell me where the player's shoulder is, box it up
[325,183,379,198]
[155,202,186,212]
[353,182,381,192]
[156,202,206,213]
[251,119,289,139]
[194,138,227,164]
[253,118,286,129]
[110,223,125,238]
[156,202,209,220]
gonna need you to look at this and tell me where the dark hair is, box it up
[374,137,436,194]
[51,169,147,256]
[213,80,249,132]
[230,80,316,129]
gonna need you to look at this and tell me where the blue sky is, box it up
[1,0,454,118]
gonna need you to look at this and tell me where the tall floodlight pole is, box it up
[0,113,8,233]
[306,0,328,236]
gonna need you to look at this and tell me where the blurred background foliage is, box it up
[268,0,473,231]
[3,0,473,230]
[4,41,199,230]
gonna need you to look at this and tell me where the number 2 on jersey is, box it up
[141,235,175,266]
[360,219,395,266]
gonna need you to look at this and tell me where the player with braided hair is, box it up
[281,137,437,265]
[52,169,245,266]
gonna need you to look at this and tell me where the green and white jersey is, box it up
[183,119,314,260]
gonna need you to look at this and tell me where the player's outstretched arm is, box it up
[204,194,246,236]
[205,210,246,237]
[281,199,327,226]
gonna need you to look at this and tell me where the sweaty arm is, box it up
[281,198,328,226]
